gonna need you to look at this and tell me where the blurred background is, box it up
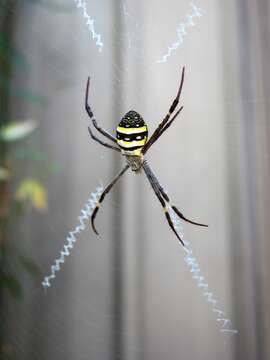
[0,0,270,359]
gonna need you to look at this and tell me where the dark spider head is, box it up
[118,110,145,128]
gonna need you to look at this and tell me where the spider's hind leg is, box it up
[142,161,185,246]
[91,165,129,235]
[143,161,208,229]
[156,181,208,227]
[157,183,208,227]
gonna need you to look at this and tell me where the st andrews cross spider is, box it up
[86,67,207,246]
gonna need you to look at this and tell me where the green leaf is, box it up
[0,33,30,70]
[16,179,48,211]
[0,73,46,106]
[18,255,41,277]
[26,0,74,12]
[0,120,37,142]
[0,248,3,262]
[11,199,26,218]
[0,274,22,299]
[14,89,46,105]
[0,166,10,181]
[14,147,47,161]
[49,162,63,174]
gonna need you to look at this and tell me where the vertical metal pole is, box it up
[226,1,265,359]
[111,2,124,359]
[0,0,15,351]
[256,1,270,356]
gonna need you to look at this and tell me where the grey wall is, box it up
[1,0,270,359]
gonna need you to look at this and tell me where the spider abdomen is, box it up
[116,110,148,154]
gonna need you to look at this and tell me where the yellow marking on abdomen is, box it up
[122,148,142,156]
[116,126,147,134]
[117,139,146,148]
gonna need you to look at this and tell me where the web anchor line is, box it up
[74,0,104,52]
[42,185,103,289]
[170,209,238,337]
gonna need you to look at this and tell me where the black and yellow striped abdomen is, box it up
[116,110,148,154]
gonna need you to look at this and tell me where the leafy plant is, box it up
[0,119,63,304]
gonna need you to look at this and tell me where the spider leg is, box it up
[142,161,185,246]
[144,161,208,227]
[91,165,130,235]
[142,67,185,154]
[88,127,121,152]
[144,106,184,150]
[85,77,118,144]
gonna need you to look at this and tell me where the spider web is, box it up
[41,0,237,345]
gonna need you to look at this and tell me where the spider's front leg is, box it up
[142,66,185,154]
[85,77,120,152]
[87,127,120,152]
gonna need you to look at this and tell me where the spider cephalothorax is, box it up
[116,110,148,171]
[85,67,208,246]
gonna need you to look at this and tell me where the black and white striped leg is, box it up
[85,77,118,144]
[144,162,208,227]
[147,106,184,148]
[142,66,185,154]
[88,127,121,152]
[91,165,130,235]
[142,162,185,246]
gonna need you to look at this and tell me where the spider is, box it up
[86,67,207,246]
